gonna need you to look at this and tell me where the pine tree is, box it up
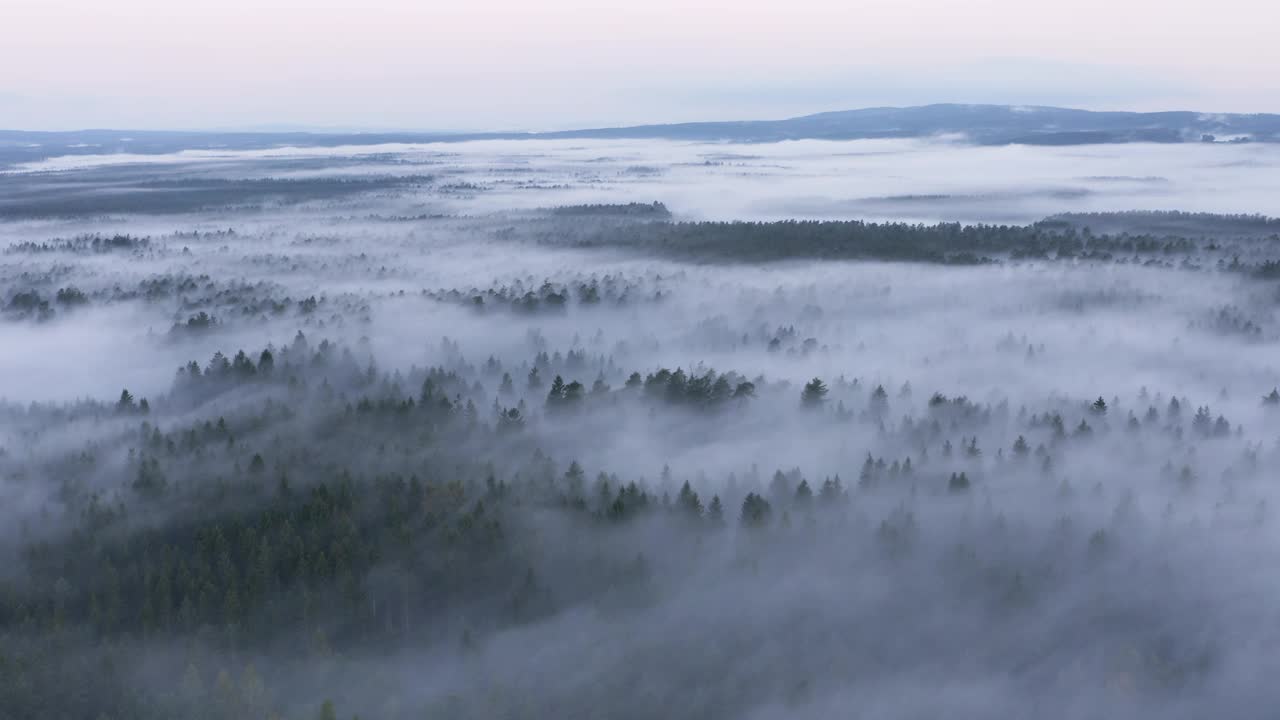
[564,461,585,497]
[677,481,703,518]
[794,479,813,508]
[1012,435,1030,457]
[801,378,828,407]
[740,493,772,528]
[547,375,566,407]
[819,476,844,505]
[869,384,889,417]
[707,495,724,525]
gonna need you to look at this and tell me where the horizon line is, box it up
[2,101,1276,137]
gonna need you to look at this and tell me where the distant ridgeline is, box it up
[5,105,1280,167]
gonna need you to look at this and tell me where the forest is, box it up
[3,138,1280,719]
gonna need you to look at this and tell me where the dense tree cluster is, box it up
[423,274,670,314]
[5,234,151,254]
[521,215,1280,268]
[549,201,672,218]
[0,322,1274,717]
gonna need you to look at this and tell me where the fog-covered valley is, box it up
[4,139,1280,719]
[7,135,1280,223]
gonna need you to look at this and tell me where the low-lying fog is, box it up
[2,140,1280,719]
[7,136,1280,223]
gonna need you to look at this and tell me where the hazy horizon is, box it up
[6,100,1280,136]
[5,0,1279,131]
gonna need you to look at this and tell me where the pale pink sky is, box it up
[2,0,1276,130]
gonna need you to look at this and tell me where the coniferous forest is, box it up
[3,139,1280,720]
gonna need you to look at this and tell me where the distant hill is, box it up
[539,104,1280,145]
[3,104,1278,167]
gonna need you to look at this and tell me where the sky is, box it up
[2,0,1278,131]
